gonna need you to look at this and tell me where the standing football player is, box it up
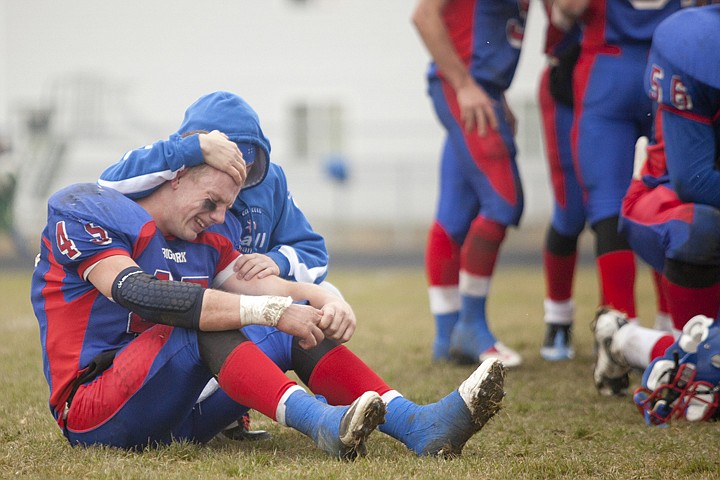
[411,0,529,368]
[552,0,687,340]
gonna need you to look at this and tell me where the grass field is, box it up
[1,263,718,479]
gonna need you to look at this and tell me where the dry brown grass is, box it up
[2,263,718,479]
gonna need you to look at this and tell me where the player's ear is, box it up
[171,169,190,189]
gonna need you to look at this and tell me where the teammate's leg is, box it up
[542,227,580,359]
[573,47,651,320]
[622,187,720,331]
[429,80,524,367]
[538,65,586,360]
[452,216,512,363]
[651,269,672,331]
[425,139,474,361]
[592,216,637,317]
[591,308,675,396]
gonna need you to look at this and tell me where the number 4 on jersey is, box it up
[55,221,81,260]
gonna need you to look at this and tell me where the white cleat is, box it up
[458,357,507,430]
[591,308,631,396]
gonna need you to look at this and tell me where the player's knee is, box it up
[290,337,340,385]
[546,226,579,256]
[592,216,630,255]
[667,206,720,270]
[198,330,252,374]
[664,258,720,289]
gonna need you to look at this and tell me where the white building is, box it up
[0,0,551,256]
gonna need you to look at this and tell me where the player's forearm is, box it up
[199,289,245,330]
[200,289,291,331]
[412,0,473,93]
[283,281,338,309]
[664,112,720,208]
[98,136,204,195]
[105,263,289,332]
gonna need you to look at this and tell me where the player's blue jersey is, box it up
[31,183,239,422]
[639,5,720,206]
[580,0,687,48]
[98,91,328,285]
[428,0,530,91]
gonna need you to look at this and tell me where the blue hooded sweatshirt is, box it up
[100,91,270,195]
[98,91,328,284]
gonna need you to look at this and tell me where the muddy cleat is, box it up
[457,358,507,433]
[591,308,631,396]
[221,412,272,442]
[386,358,506,457]
[540,324,575,361]
[317,391,386,460]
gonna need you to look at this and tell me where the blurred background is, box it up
[0,0,557,267]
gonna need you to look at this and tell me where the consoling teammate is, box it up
[98,90,337,440]
[412,0,529,368]
[99,92,330,289]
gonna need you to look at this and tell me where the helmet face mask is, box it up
[633,362,719,426]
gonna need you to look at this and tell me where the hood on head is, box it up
[177,91,270,189]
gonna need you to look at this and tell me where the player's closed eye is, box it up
[203,199,218,212]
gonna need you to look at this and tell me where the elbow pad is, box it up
[111,266,204,330]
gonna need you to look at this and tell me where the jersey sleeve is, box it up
[97,134,205,199]
[46,184,152,278]
[266,166,329,284]
[188,230,241,288]
[648,45,720,207]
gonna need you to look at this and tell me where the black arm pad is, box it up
[111,266,204,330]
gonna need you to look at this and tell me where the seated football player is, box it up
[32,153,506,458]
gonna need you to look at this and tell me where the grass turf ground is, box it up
[1,264,718,479]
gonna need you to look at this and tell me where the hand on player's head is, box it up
[198,130,248,186]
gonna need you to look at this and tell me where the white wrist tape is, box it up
[239,295,293,327]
